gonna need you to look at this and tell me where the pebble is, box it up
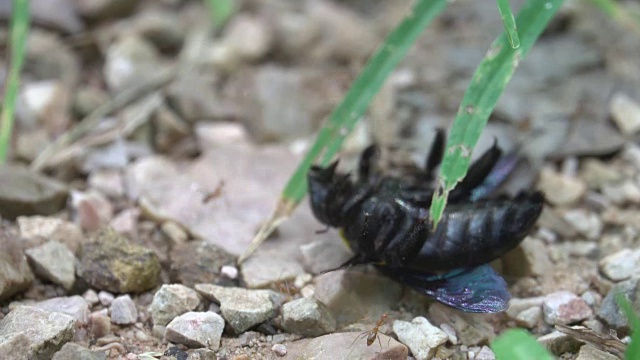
[537,331,583,355]
[160,221,188,245]
[597,276,640,331]
[0,306,76,359]
[25,240,76,290]
[240,249,306,289]
[576,344,619,360]
[515,306,542,328]
[543,291,593,325]
[0,231,34,300]
[195,284,276,333]
[502,237,553,277]
[285,332,407,360]
[76,228,160,293]
[222,14,274,62]
[165,311,224,350]
[474,346,496,360]
[313,270,402,326]
[98,291,115,306]
[169,241,236,287]
[103,35,161,92]
[52,343,107,360]
[561,209,603,239]
[281,298,337,337]
[148,284,201,326]
[17,216,83,253]
[392,317,448,360]
[610,93,640,135]
[299,238,353,274]
[599,248,640,281]
[89,312,111,339]
[601,180,640,204]
[580,159,623,189]
[35,296,90,325]
[110,295,138,325]
[70,190,114,231]
[75,0,139,20]
[0,332,30,360]
[0,165,68,220]
[220,265,238,279]
[537,167,586,206]
[439,323,458,345]
[83,289,99,305]
[506,296,546,320]
[271,343,287,357]
[428,303,495,346]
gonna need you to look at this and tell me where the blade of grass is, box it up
[584,0,640,35]
[429,0,564,228]
[616,293,640,359]
[239,0,449,263]
[491,329,554,360]
[0,0,30,164]
[496,0,520,48]
[204,0,235,27]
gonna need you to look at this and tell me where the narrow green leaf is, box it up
[204,0,235,27]
[616,293,640,359]
[584,0,640,34]
[496,0,520,48]
[0,0,30,164]
[491,329,554,360]
[281,0,448,202]
[429,0,564,227]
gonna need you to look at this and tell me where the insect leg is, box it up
[358,144,379,179]
[450,139,502,201]
[424,128,445,178]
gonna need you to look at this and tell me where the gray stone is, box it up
[515,306,542,329]
[598,277,640,332]
[103,35,161,92]
[271,343,287,357]
[75,0,139,20]
[576,344,619,360]
[543,291,593,325]
[76,228,160,293]
[70,190,114,231]
[26,241,76,290]
[98,291,114,306]
[149,284,201,326]
[35,296,89,325]
[109,295,137,325]
[610,93,640,135]
[538,331,583,356]
[286,332,407,360]
[299,238,353,275]
[602,180,640,204]
[165,311,224,350]
[562,209,603,239]
[502,237,553,277]
[0,231,34,300]
[580,159,623,190]
[17,216,83,253]
[0,165,68,220]
[0,332,30,360]
[240,250,306,288]
[537,168,586,206]
[392,317,448,360]
[0,306,76,360]
[169,241,236,287]
[52,343,107,360]
[195,284,276,333]
[313,270,403,326]
[428,303,495,346]
[83,289,99,305]
[89,312,110,339]
[475,346,496,360]
[281,298,337,337]
[222,14,273,62]
[599,248,640,281]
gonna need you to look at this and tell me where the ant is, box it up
[349,313,389,349]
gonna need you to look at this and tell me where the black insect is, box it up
[308,130,544,313]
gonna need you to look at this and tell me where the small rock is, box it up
[76,228,160,293]
[130,8,185,51]
[538,331,583,355]
[286,332,407,360]
[0,230,34,300]
[313,270,402,326]
[83,289,99,305]
[580,159,623,189]
[428,303,495,346]
[562,209,602,239]
[220,265,238,280]
[165,311,224,350]
[89,312,111,339]
[597,277,640,332]
[238,331,261,346]
[515,306,542,329]
[537,167,586,206]
[169,241,236,287]
[25,241,76,290]
[271,343,287,357]
[109,295,137,325]
[52,343,107,360]
[576,344,619,360]
[109,208,139,238]
[502,237,553,277]
[299,238,353,274]
[602,180,640,204]
[70,190,114,232]
[543,291,593,325]
[610,93,640,135]
[35,296,89,325]
[475,346,496,360]
[88,170,125,198]
[75,0,139,20]
[149,284,201,326]
[73,86,108,118]
[281,298,337,337]
[98,291,115,306]
[240,251,306,288]
[0,166,68,220]
[506,297,546,319]
[103,35,161,92]
[599,248,640,281]
[393,317,448,360]
[0,332,30,360]
[0,306,76,360]
[17,216,83,253]
[195,284,276,333]
[223,14,273,62]
[160,221,188,245]
[439,323,458,345]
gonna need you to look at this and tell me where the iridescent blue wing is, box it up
[378,264,510,313]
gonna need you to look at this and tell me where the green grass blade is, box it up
[616,293,640,359]
[239,0,449,263]
[204,0,235,27]
[0,0,30,164]
[491,329,554,360]
[584,0,640,34]
[429,0,564,227]
[496,0,520,48]
[283,0,448,203]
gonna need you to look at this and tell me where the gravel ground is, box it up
[1,0,640,359]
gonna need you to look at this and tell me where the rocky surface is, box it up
[165,311,225,350]
[0,166,68,220]
[25,241,76,290]
[281,298,337,337]
[148,284,201,326]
